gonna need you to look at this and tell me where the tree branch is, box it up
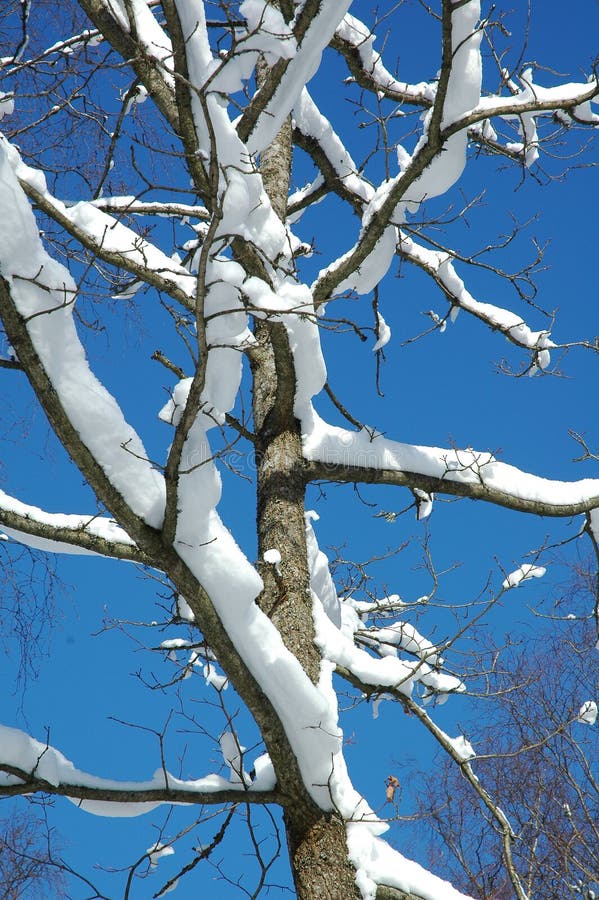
[0,490,147,562]
[303,457,599,519]
[336,665,529,900]
[17,174,196,312]
[0,767,280,808]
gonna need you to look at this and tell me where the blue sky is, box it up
[1,1,598,896]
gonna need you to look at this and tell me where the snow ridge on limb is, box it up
[171,0,289,261]
[77,0,181,139]
[293,87,374,206]
[465,68,599,164]
[313,592,464,700]
[397,232,555,369]
[0,144,166,528]
[0,488,143,561]
[237,0,353,156]
[2,142,197,310]
[332,13,436,107]
[305,521,472,900]
[336,661,527,900]
[301,412,599,519]
[312,0,483,303]
[87,0,174,86]
[0,724,279,817]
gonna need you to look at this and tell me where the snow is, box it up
[219,731,249,785]
[441,732,476,762]
[0,724,273,817]
[365,621,440,665]
[0,92,14,120]
[502,564,546,590]
[101,0,174,87]
[306,511,341,628]
[159,371,352,818]
[147,842,175,867]
[204,663,228,691]
[294,88,373,205]
[243,1,353,155]
[302,410,599,515]
[172,1,288,262]
[414,488,434,520]
[176,595,195,622]
[161,638,194,651]
[243,276,326,418]
[263,548,282,565]
[347,827,475,900]
[251,753,276,791]
[316,1,483,298]
[473,75,599,122]
[323,224,398,297]
[0,489,135,556]
[577,700,597,725]
[239,0,296,65]
[336,14,435,105]
[2,4,597,898]
[397,0,482,206]
[0,142,166,528]
[312,591,463,699]
[287,174,325,223]
[462,69,599,164]
[372,311,391,352]
[6,157,197,301]
[398,231,556,363]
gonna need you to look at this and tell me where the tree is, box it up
[0,1,597,898]
[414,561,599,899]
[0,806,65,899]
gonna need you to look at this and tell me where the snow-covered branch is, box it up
[1,1,597,896]
[0,725,279,813]
[77,0,181,136]
[236,0,352,155]
[396,232,555,367]
[0,489,144,561]
[312,0,483,304]
[6,145,196,312]
[302,417,599,525]
[0,146,166,537]
[331,14,435,108]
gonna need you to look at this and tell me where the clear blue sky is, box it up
[1,1,597,896]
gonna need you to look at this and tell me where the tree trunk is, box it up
[252,57,362,900]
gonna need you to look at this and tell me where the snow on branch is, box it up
[336,666,529,900]
[302,412,599,520]
[293,88,373,208]
[312,591,464,701]
[397,232,555,369]
[0,143,166,530]
[0,488,144,561]
[237,0,353,155]
[502,564,546,590]
[0,725,279,815]
[4,143,197,311]
[88,197,209,222]
[468,70,599,125]
[312,0,483,304]
[77,0,179,137]
[332,13,436,107]
[311,7,598,307]
[92,0,174,87]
